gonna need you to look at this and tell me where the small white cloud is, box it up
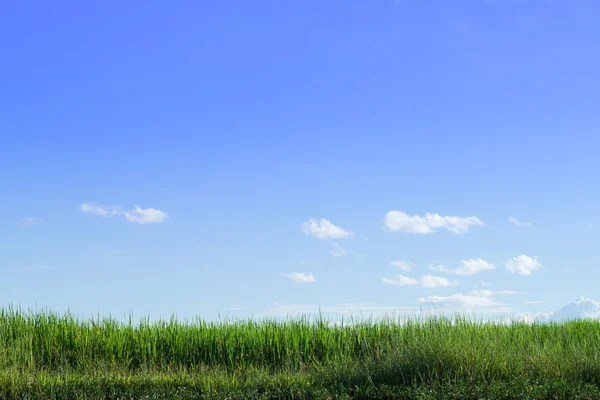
[302,218,352,240]
[384,211,484,234]
[505,255,542,276]
[454,258,496,275]
[282,272,316,284]
[331,242,349,257]
[420,275,458,288]
[509,216,531,227]
[391,261,415,272]
[80,203,120,216]
[429,265,451,273]
[382,274,419,286]
[124,205,168,225]
[21,217,44,227]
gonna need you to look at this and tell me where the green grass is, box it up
[1,306,600,399]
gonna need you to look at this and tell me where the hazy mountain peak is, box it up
[552,297,600,321]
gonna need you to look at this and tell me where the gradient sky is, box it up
[2,0,599,322]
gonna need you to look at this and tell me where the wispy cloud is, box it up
[429,265,451,273]
[79,203,121,216]
[391,261,415,272]
[508,216,531,227]
[80,203,167,225]
[331,242,349,257]
[420,275,458,288]
[282,272,316,284]
[384,211,484,234]
[505,255,542,276]
[124,205,168,225]
[428,259,495,276]
[454,258,496,275]
[21,217,44,227]
[382,274,419,286]
[418,293,505,310]
[302,218,352,240]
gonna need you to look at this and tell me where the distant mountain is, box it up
[551,297,600,321]
[518,297,600,323]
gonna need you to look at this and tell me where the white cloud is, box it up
[508,216,531,227]
[418,293,503,309]
[79,203,120,216]
[331,242,349,257]
[384,211,484,234]
[454,258,496,275]
[420,275,458,288]
[391,261,415,272]
[505,255,542,276]
[282,272,316,284]
[302,218,352,240]
[124,205,168,225]
[429,265,451,273]
[382,274,419,286]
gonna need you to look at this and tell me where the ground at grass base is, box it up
[1,377,600,400]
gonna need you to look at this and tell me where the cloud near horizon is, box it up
[383,274,458,288]
[418,293,505,310]
[384,211,484,234]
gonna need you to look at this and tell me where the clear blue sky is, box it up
[2,0,599,322]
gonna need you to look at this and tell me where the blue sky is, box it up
[2,0,599,322]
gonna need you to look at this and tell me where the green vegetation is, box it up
[1,307,600,399]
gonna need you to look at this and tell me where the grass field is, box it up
[1,307,600,399]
